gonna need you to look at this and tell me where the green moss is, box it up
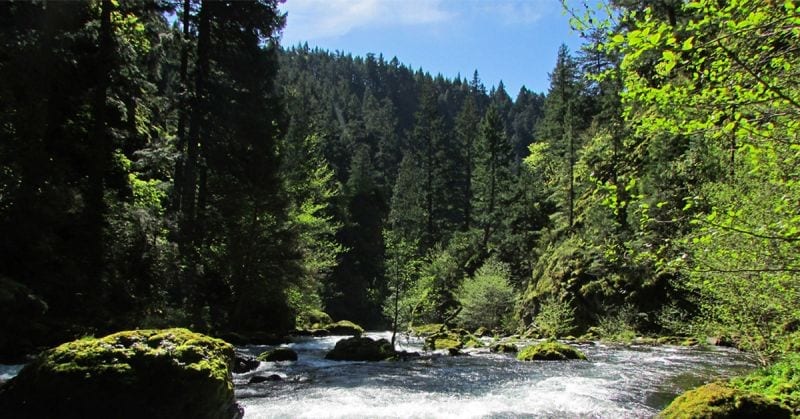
[424,331,463,351]
[474,327,493,337]
[411,324,445,336]
[517,341,587,361]
[0,328,237,419]
[325,320,365,336]
[659,382,791,418]
[463,335,485,349]
[257,347,298,362]
[297,309,333,329]
[490,342,518,353]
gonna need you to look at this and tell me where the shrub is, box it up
[534,294,575,338]
[456,258,515,331]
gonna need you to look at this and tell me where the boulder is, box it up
[311,329,330,337]
[410,324,445,337]
[424,331,463,351]
[490,342,518,353]
[325,337,395,361]
[463,335,485,349]
[256,348,298,362]
[325,320,364,336]
[233,353,260,373]
[706,336,735,347]
[659,382,791,418]
[0,328,239,419]
[517,341,587,361]
[473,327,493,338]
[297,309,333,329]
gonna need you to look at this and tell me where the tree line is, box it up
[0,0,796,365]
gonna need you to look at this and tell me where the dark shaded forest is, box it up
[1,0,797,372]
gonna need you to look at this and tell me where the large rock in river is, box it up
[659,382,791,418]
[0,328,240,419]
[517,340,587,361]
[325,337,395,361]
[325,320,365,336]
[257,347,298,362]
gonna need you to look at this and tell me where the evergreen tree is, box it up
[473,105,515,251]
[536,44,582,231]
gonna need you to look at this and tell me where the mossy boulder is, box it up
[411,323,445,337]
[517,341,587,361]
[659,382,791,418]
[490,342,518,353]
[0,328,239,419]
[463,335,485,349]
[473,327,493,338]
[297,309,333,329]
[256,347,298,362]
[325,320,364,336]
[424,331,464,351]
[325,337,395,361]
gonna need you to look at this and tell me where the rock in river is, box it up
[0,328,240,419]
[325,336,395,361]
[325,320,365,336]
[659,382,791,418]
[517,340,587,361]
[256,347,298,362]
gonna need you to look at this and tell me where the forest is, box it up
[0,0,798,392]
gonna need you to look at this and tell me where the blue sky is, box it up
[277,0,585,97]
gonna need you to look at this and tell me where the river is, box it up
[234,331,754,418]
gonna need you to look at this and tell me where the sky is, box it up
[277,0,586,97]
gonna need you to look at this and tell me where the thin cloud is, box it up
[478,0,554,25]
[280,0,455,42]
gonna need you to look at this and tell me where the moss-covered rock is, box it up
[411,324,445,337]
[256,347,298,362]
[659,382,791,418]
[424,331,464,351]
[325,337,395,361]
[297,309,333,329]
[0,328,239,419]
[680,337,700,347]
[474,327,493,338]
[463,335,485,349]
[325,320,364,336]
[490,342,518,353]
[517,341,587,361]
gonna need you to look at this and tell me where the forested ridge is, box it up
[0,0,797,382]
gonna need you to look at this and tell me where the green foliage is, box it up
[456,257,515,332]
[732,353,800,414]
[382,228,422,340]
[596,304,638,341]
[284,134,345,314]
[534,294,575,338]
[606,0,800,359]
[655,303,694,337]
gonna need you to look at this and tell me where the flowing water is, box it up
[234,332,755,418]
